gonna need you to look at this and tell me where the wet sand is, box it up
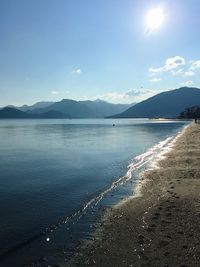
[65,123,200,267]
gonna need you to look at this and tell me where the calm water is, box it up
[0,119,189,266]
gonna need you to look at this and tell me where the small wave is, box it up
[133,124,191,198]
[80,136,175,212]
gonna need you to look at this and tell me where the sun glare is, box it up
[146,7,164,31]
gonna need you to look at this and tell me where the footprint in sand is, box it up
[158,239,170,247]
[152,212,160,220]
[161,219,172,224]
[164,251,170,256]
[146,223,156,232]
[177,230,184,235]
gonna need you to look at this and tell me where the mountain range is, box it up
[0,107,68,119]
[1,87,200,119]
[108,87,200,118]
[0,99,133,119]
[9,101,55,112]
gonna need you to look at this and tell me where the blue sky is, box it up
[0,0,200,106]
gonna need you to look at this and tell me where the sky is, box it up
[0,0,200,106]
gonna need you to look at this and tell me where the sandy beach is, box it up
[65,123,200,267]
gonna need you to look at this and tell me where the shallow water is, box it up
[0,119,189,266]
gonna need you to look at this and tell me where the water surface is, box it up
[0,119,188,266]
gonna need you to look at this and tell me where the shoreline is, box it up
[65,123,200,267]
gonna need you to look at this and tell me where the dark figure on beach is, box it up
[195,117,198,124]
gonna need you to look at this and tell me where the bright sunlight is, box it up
[146,7,165,31]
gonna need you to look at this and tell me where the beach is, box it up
[66,123,200,267]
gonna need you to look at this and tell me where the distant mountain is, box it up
[33,99,95,118]
[79,99,133,117]
[28,99,134,118]
[108,87,200,118]
[14,101,55,112]
[0,107,69,119]
[0,107,31,118]
[0,99,134,119]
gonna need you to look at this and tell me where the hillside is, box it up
[5,101,55,112]
[0,99,133,119]
[0,107,69,119]
[108,87,200,118]
[28,99,133,118]
[18,101,55,112]
[0,107,31,118]
[79,99,133,117]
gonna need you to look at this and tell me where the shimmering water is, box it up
[0,119,188,266]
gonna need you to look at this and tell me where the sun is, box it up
[146,7,164,30]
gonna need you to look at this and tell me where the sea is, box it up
[0,118,189,266]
